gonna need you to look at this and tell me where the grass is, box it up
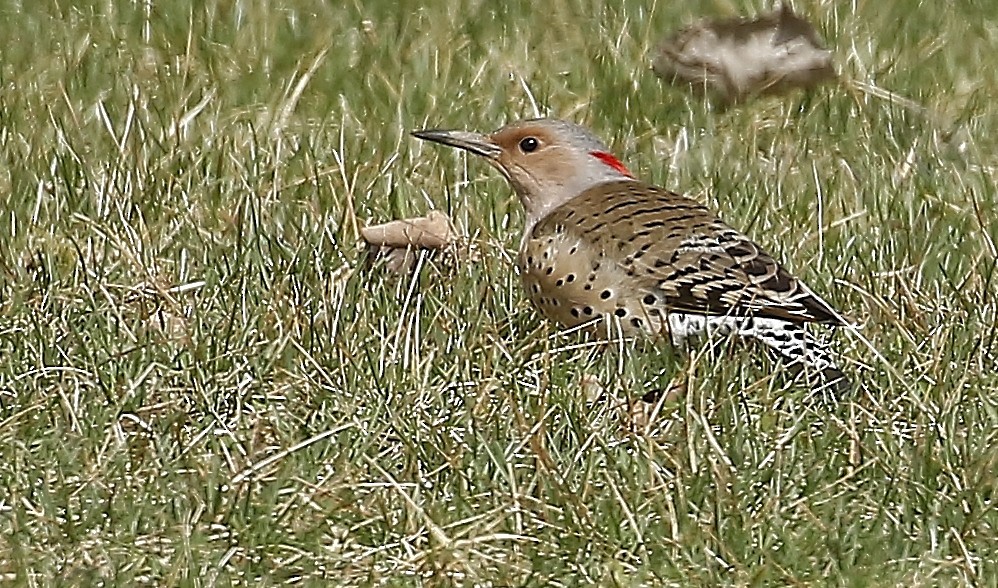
[1,0,997,585]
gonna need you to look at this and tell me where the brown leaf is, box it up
[653,5,837,104]
[361,210,455,250]
[361,210,457,275]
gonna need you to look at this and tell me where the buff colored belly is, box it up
[517,232,667,337]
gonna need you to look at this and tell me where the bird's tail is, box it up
[746,318,851,397]
[702,315,851,398]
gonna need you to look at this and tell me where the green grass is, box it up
[1,0,997,585]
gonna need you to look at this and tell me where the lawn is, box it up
[1,0,997,585]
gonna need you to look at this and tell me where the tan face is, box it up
[484,125,584,205]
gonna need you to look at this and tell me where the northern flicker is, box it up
[413,118,849,391]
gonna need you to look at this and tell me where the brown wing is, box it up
[533,179,845,325]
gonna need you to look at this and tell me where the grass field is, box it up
[1,0,997,585]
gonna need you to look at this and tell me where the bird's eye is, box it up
[519,137,539,153]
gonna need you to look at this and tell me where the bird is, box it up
[412,118,849,392]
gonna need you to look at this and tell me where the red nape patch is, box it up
[589,151,633,177]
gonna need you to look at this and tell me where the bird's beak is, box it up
[411,129,502,160]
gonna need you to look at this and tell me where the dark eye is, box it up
[519,137,539,153]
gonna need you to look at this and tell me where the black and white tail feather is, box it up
[664,311,850,399]
[664,309,849,398]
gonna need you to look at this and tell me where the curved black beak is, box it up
[411,129,502,159]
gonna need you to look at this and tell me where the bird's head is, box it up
[413,118,634,227]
